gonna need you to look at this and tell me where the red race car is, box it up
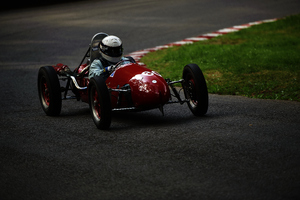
[38,33,208,129]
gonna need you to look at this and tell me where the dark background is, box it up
[3,0,86,11]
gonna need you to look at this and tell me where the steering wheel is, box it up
[111,56,136,71]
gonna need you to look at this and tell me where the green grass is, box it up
[141,14,300,101]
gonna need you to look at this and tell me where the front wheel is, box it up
[182,64,208,116]
[38,66,62,116]
[89,76,111,130]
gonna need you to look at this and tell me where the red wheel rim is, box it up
[186,75,198,108]
[41,76,50,107]
[91,86,101,120]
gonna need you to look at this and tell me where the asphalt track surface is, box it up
[1,0,300,199]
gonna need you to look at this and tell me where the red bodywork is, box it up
[54,62,171,111]
[107,63,170,109]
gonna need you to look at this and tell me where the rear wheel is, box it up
[38,66,62,116]
[182,64,208,116]
[89,76,111,130]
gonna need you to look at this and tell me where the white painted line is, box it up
[185,37,208,41]
[170,41,193,45]
[151,45,170,51]
[217,28,239,33]
[202,33,223,37]
[261,18,277,23]
[248,21,262,25]
[233,25,251,29]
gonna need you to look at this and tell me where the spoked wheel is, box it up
[38,66,62,116]
[182,64,208,116]
[89,76,111,130]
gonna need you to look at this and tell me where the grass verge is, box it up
[141,14,300,101]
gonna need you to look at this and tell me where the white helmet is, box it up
[99,35,123,64]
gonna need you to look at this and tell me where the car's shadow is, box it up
[58,103,211,131]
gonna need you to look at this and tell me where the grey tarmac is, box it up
[0,0,300,199]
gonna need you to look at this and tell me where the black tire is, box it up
[182,64,208,116]
[89,76,112,130]
[38,66,62,116]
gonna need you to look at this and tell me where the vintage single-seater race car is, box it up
[38,33,208,129]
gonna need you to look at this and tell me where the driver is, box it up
[88,35,125,79]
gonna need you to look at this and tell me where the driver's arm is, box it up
[88,59,105,79]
